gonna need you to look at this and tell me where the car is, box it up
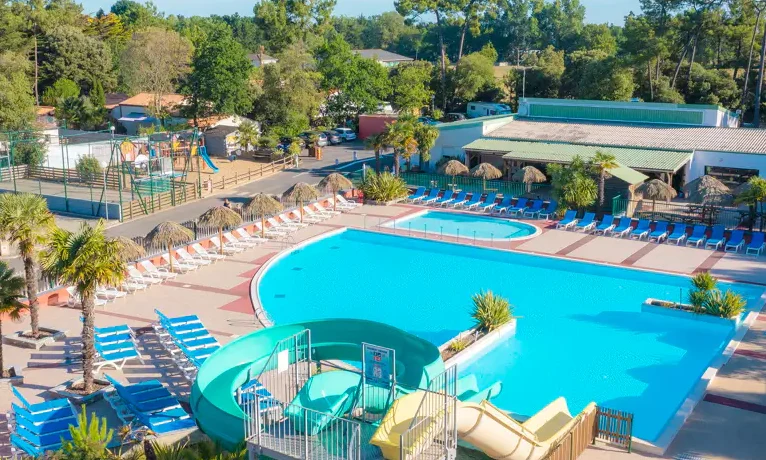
[446,113,467,122]
[298,131,328,147]
[417,116,439,126]
[277,136,305,152]
[333,127,357,142]
[323,130,342,145]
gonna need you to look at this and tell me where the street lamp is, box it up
[101,161,109,221]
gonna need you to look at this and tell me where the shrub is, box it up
[56,407,113,460]
[448,337,469,353]
[12,141,46,170]
[361,171,408,202]
[703,289,746,319]
[76,155,103,182]
[471,290,513,332]
[259,136,277,149]
[689,272,718,313]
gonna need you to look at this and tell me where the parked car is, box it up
[277,137,305,152]
[323,130,342,145]
[446,113,467,122]
[298,131,328,147]
[333,127,357,142]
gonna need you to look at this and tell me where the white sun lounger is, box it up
[127,266,162,286]
[303,206,331,221]
[175,247,212,266]
[235,228,268,244]
[139,260,177,281]
[266,217,301,233]
[96,285,127,301]
[161,253,199,273]
[68,286,109,307]
[224,232,260,248]
[191,243,227,261]
[254,222,288,238]
[334,195,359,209]
[275,215,309,228]
[121,280,148,292]
[209,236,244,254]
[314,203,342,216]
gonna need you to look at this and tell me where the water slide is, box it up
[371,394,597,460]
[198,146,219,172]
[190,319,444,448]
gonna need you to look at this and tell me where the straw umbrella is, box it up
[512,166,546,192]
[145,222,193,273]
[437,160,469,190]
[283,182,319,222]
[197,206,243,254]
[318,173,353,211]
[111,236,146,262]
[470,163,503,191]
[244,193,283,237]
[683,175,732,205]
[635,179,677,220]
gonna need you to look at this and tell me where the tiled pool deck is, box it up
[2,203,765,459]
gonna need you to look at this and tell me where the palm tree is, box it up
[0,262,27,377]
[145,222,193,273]
[40,222,125,393]
[244,194,283,238]
[365,133,388,173]
[198,206,243,254]
[591,151,619,207]
[414,123,439,171]
[236,121,259,156]
[735,177,766,230]
[283,182,319,222]
[0,193,54,338]
[381,118,418,175]
[318,173,353,211]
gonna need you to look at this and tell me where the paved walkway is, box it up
[2,203,765,459]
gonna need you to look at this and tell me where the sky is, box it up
[79,0,643,25]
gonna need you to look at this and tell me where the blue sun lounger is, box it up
[574,212,596,232]
[686,225,708,247]
[611,217,633,238]
[239,377,279,412]
[746,232,765,255]
[523,200,544,218]
[463,193,484,210]
[419,189,441,205]
[594,215,615,235]
[94,331,143,373]
[629,219,651,240]
[492,196,514,214]
[666,223,688,245]
[477,193,498,212]
[648,221,669,243]
[433,191,456,206]
[447,191,469,208]
[506,198,529,217]
[556,210,578,229]
[705,225,726,250]
[10,386,77,457]
[406,187,426,202]
[725,230,745,252]
[538,200,558,220]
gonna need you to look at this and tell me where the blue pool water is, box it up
[383,210,539,240]
[258,229,764,442]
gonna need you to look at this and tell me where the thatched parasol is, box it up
[437,160,469,190]
[636,179,677,219]
[197,206,243,254]
[112,236,146,263]
[244,193,284,237]
[318,173,353,211]
[470,163,503,191]
[683,175,732,205]
[512,166,546,192]
[283,182,320,222]
[145,221,193,272]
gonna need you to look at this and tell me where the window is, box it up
[470,105,475,110]
[704,166,759,188]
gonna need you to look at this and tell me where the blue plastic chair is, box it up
[538,201,558,220]
[705,225,726,250]
[477,193,498,212]
[686,225,708,247]
[507,198,529,217]
[433,191,456,206]
[556,210,578,229]
[406,186,426,202]
[420,188,442,205]
[648,221,669,243]
[629,219,651,240]
[594,215,615,235]
[666,223,688,245]
[447,191,468,208]
[746,232,765,255]
[574,212,596,232]
[463,193,484,210]
[492,196,514,214]
[725,230,745,253]
[612,217,633,238]
[523,200,544,218]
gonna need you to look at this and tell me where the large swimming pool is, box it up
[258,229,763,443]
[382,210,539,240]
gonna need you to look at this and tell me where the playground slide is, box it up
[372,394,597,460]
[286,370,362,435]
[199,146,219,172]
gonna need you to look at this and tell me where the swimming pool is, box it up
[257,229,764,443]
[382,210,540,240]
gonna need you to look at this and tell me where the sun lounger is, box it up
[648,221,669,243]
[629,219,651,240]
[267,217,301,232]
[538,200,558,220]
[191,243,227,260]
[705,225,726,250]
[239,378,279,412]
[315,203,342,216]
[234,228,268,245]
[302,206,333,222]
[161,253,198,273]
[448,193,470,208]
[611,217,633,238]
[253,222,289,238]
[127,266,162,286]
[666,223,688,245]
[418,189,441,205]
[175,247,212,266]
[463,193,484,210]
[210,236,245,255]
[556,210,578,229]
[477,193,498,212]
[725,230,745,252]
[574,212,597,232]
[491,196,514,214]
[406,186,426,202]
[506,198,529,217]
[11,386,71,416]
[746,232,765,255]
[94,335,144,373]
[10,388,77,457]
[433,191,456,207]
[335,195,360,209]
[223,232,260,249]
[67,286,109,307]
[139,260,177,281]
[523,200,544,218]
[593,215,615,235]
[277,214,310,228]
[686,225,708,247]
[95,285,126,301]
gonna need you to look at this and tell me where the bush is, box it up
[361,171,408,202]
[471,290,513,332]
[259,136,277,149]
[448,337,469,353]
[703,289,746,319]
[55,407,113,460]
[12,141,46,170]
[689,272,718,313]
[75,155,103,182]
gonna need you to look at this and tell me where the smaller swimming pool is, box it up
[383,210,540,240]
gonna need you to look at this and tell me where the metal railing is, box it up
[399,366,457,460]
[612,196,753,230]
[400,172,547,197]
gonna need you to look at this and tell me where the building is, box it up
[352,49,413,67]
[203,116,259,157]
[111,93,187,135]
[248,53,278,67]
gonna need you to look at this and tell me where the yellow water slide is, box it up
[371,392,597,460]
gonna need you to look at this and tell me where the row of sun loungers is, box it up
[94,324,144,373]
[152,310,220,382]
[9,386,78,457]
[407,187,558,219]
[557,211,766,254]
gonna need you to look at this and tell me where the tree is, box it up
[562,51,635,101]
[57,409,113,460]
[534,0,586,51]
[0,52,35,131]
[414,122,439,170]
[183,24,254,124]
[574,23,618,55]
[41,78,80,106]
[382,116,419,174]
[590,151,618,207]
[390,61,434,113]
[452,51,497,104]
[0,194,53,339]
[0,262,27,377]
[547,156,597,211]
[236,121,259,155]
[514,46,565,99]
[110,0,164,30]
[365,132,389,172]
[254,0,336,50]
[120,27,192,111]
[39,25,116,93]
[41,222,125,393]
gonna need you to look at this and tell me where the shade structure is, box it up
[512,166,546,192]
[145,221,193,272]
[284,182,320,222]
[683,175,732,205]
[636,179,677,202]
[437,160,469,177]
[470,163,502,191]
[197,206,244,254]
[112,236,145,262]
[318,173,353,211]
[244,193,284,237]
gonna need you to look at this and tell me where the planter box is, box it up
[48,377,113,405]
[2,327,68,350]
[642,298,742,328]
[0,365,23,386]
[442,320,517,369]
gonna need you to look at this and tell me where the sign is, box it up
[363,343,395,388]
[277,350,289,374]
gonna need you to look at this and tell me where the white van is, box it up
[467,102,512,119]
